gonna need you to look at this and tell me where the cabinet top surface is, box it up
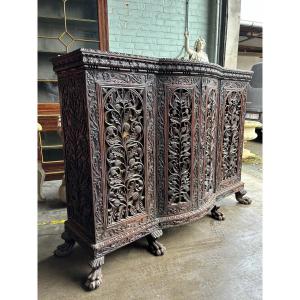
[52,48,253,81]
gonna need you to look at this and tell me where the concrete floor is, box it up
[38,141,262,300]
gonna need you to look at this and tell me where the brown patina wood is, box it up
[52,49,253,290]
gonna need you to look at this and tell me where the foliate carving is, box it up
[86,71,104,238]
[222,92,241,179]
[216,81,247,191]
[102,87,146,225]
[167,88,192,204]
[156,77,200,216]
[59,72,94,240]
[192,80,201,209]
[86,70,156,241]
[222,85,244,180]
[145,85,156,217]
[201,78,219,195]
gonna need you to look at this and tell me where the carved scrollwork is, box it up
[201,78,218,195]
[167,88,192,204]
[102,87,145,225]
[222,91,242,179]
[59,72,94,239]
[216,81,247,191]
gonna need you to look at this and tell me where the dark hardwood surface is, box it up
[52,49,253,290]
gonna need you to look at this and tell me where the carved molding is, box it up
[53,48,253,81]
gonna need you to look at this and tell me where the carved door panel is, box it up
[156,76,202,217]
[86,71,156,242]
[165,86,194,215]
[215,80,247,192]
[199,77,219,203]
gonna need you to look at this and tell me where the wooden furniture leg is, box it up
[146,229,166,256]
[54,230,75,257]
[210,205,225,220]
[235,189,252,205]
[85,256,104,291]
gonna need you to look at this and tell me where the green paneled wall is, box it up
[108,0,217,61]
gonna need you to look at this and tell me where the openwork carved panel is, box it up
[200,77,219,198]
[216,80,247,190]
[101,86,146,225]
[167,88,193,205]
[58,72,94,240]
[156,77,201,216]
[86,70,156,241]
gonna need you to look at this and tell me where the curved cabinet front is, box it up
[52,49,252,290]
[156,76,220,227]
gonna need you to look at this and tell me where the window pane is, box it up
[41,131,63,147]
[68,40,99,52]
[65,0,98,20]
[38,0,63,18]
[38,52,60,80]
[42,148,64,162]
[67,20,99,40]
[38,0,100,103]
[38,82,59,103]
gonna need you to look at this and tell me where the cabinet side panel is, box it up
[58,71,95,242]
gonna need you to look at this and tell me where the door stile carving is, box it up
[200,77,219,201]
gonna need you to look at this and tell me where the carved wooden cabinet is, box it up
[52,49,252,290]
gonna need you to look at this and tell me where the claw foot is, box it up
[84,257,104,291]
[54,231,75,257]
[235,189,252,205]
[211,205,225,221]
[148,240,166,256]
[146,230,166,256]
[85,268,102,290]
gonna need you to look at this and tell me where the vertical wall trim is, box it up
[98,0,110,51]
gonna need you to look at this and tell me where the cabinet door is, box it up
[156,76,202,217]
[85,71,156,242]
[215,80,248,192]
